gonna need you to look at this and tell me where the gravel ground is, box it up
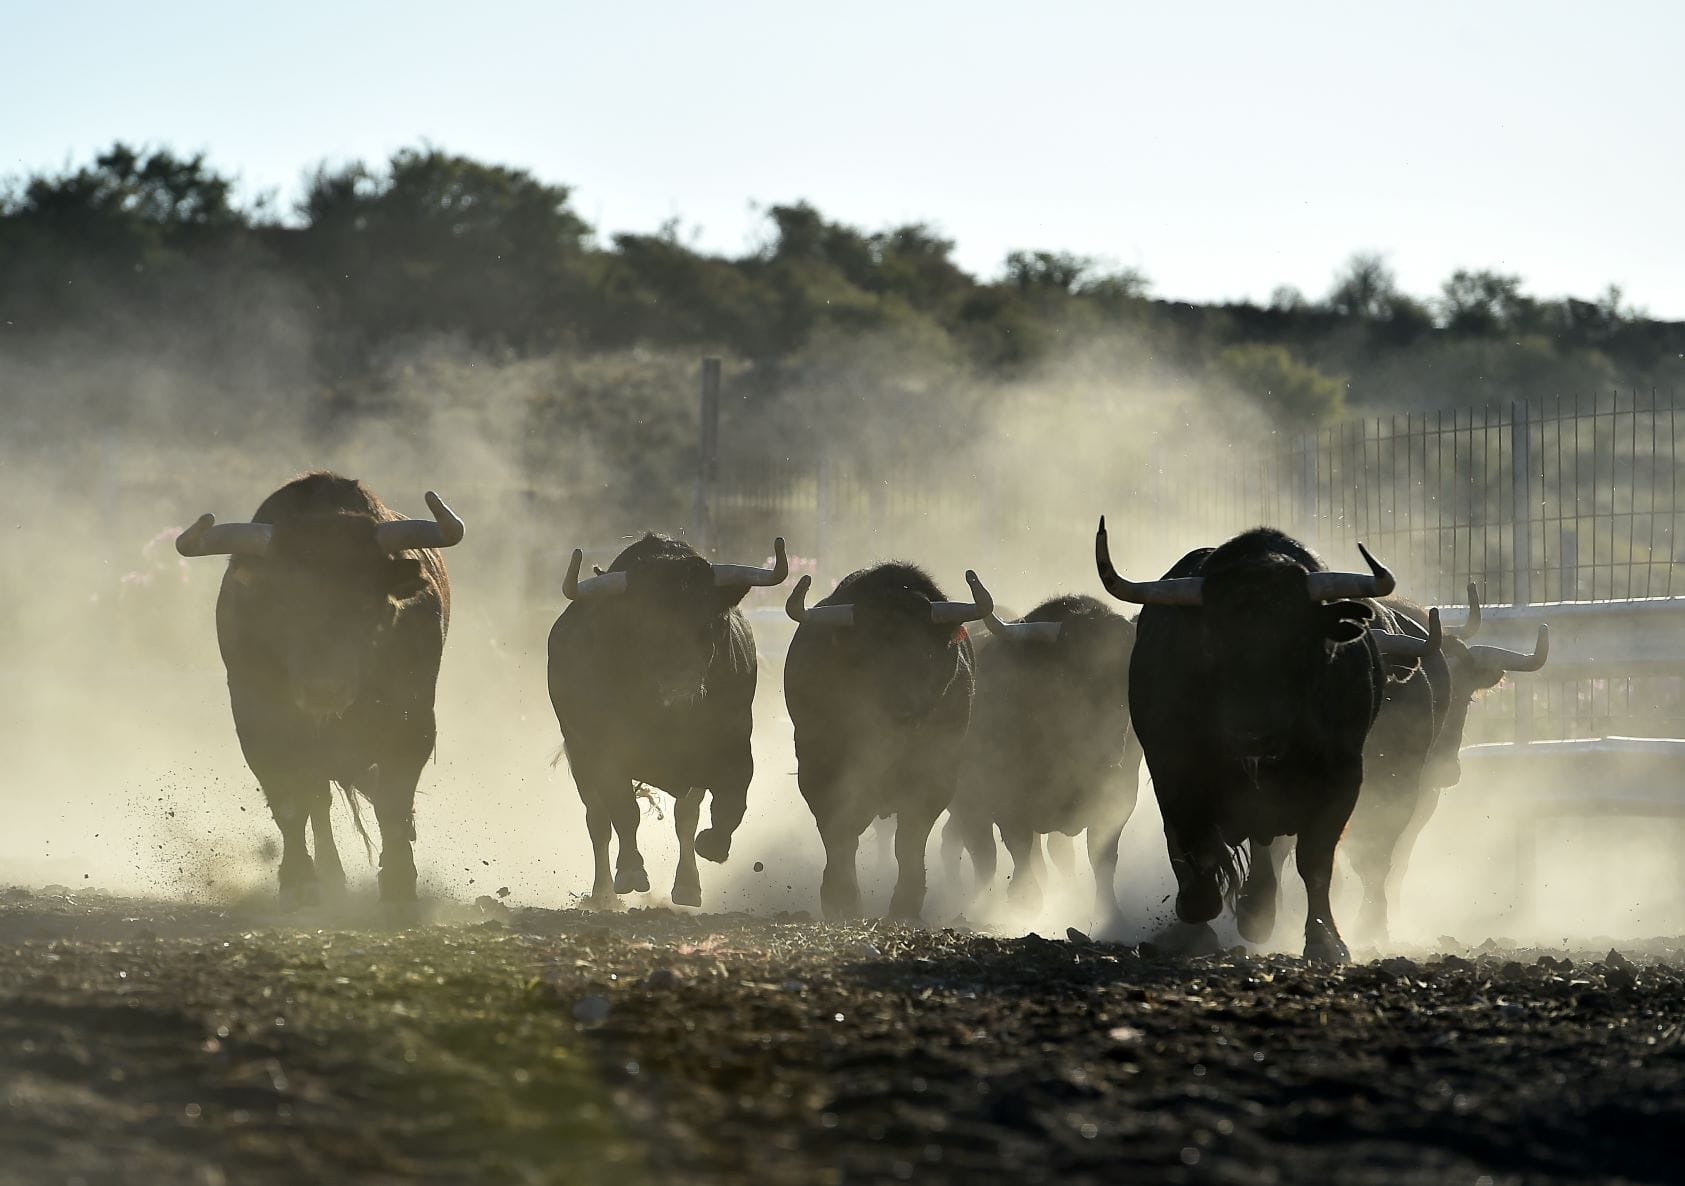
[2,886,1682,1186]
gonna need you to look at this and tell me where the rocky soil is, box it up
[2,886,1682,1185]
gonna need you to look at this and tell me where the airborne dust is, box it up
[5,316,1683,949]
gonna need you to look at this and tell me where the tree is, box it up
[1003,249,1093,294]
[1438,269,1534,336]
[297,146,591,351]
[1326,251,1402,319]
[1217,343,1346,427]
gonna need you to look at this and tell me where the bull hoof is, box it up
[377,867,418,904]
[1235,894,1277,945]
[1174,880,1223,925]
[277,873,319,911]
[614,860,650,895]
[1153,921,1222,956]
[694,829,731,864]
[1304,922,1351,964]
[671,879,702,908]
[381,897,421,928]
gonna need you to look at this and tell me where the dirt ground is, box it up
[2,887,1681,1186]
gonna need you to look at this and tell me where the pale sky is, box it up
[6,0,1683,316]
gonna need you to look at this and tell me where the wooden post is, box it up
[693,358,721,558]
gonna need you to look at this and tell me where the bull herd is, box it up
[175,472,1550,962]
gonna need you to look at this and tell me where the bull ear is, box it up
[1318,599,1373,644]
[387,557,427,600]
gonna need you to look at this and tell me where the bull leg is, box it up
[608,787,649,895]
[938,813,966,891]
[1086,824,1124,936]
[672,789,704,907]
[1088,755,1142,937]
[584,800,615,907]
[1236,837,1291,945]
[263,781,319,909]
[1045,831,1078,876]
[887,806,940,922]
[1383,783,1443,935]
[1000,824,1042,914]
[1296,785,1359,963]
[1156,822,1222,955]
[370,770,420,909]
[945,807,998,907]
[818,818,866,920]
[695,751,750,865]
[308,786,346,897]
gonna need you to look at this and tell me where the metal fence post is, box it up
[1511,401,1536,744]
[1511,401,1534,607]
[693,358,721,558]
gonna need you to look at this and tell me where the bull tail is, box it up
[333,776,377,865]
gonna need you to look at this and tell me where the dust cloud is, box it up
[4,316,1680,950]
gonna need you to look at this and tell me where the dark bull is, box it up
[548,533,786,908]
[784,563,993,921]
[1098,520,1430,962]
[176,472,463,908]
[941,595,1143,935]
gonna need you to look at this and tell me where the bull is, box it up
[176,471,463,908]
[784,563,993,920]
[1338,587,1549,939]
[548,533,786,908]
[939,595,1143,933]
[1234,601,1449,946]
[1097,520,1429,961]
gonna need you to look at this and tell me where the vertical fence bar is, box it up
[1511,400,1533,607]
[693,357,722,558]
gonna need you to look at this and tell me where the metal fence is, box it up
[714,389,1685,605]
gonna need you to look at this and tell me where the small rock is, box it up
[642,967,681,990]
[1605,948,1632,970]
[753,861,764,873]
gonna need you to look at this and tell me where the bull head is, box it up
[564,538,787,601]
[176,491,465,558]
[785,571,995,627]
[1093,517,1395,605]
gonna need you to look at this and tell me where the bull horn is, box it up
[374,492,465,554]
[713,537,789,587]
[984,612,1063,642]
[1446,583,1482,640]
[1469,624,1549,673]
[563,549,629,600]
[931,571,994,625]
[1304,543,1396,601]
[1094,517,1204,606]
[1374,608,1443,659]
[175,514,272,558]
[785,574,854,626]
